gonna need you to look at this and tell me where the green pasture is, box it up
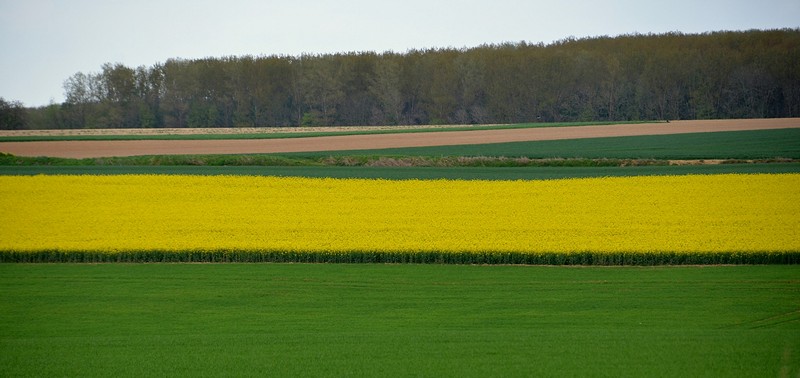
[1,264,797,377]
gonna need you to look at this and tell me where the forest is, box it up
[3,28,799,129]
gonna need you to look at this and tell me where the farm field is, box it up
[289,128,800,160]
[1,264,798,377]
[2,174,798,264]
[0,118,796,158]
[2,119,799,376]
[1,128,798,180]
[0,121,638,141]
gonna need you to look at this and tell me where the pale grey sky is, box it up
[1,0,798,106]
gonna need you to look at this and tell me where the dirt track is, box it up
[1,118,798,158]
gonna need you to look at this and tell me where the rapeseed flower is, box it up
[1,174,797,255]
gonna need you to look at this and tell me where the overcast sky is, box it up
[1,0,798,107]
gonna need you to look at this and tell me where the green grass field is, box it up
[1,264,797,377]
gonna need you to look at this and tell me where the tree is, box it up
[95,63,139,128]
[134,65,162,128]
[337,52,376,126]
[160,59,195,128]
[421,48,459,124]
[295,54,345,126]
[454,52,487,124]
[369,54,403,124]
[62,71,103,128]
[0,98,27,130]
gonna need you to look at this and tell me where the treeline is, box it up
[6,29,800,130]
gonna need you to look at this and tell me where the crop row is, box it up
[1,249,798,265]
[1,174,798,264]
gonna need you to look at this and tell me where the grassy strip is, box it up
[1,264,797,377]
[2,163,798,180]
[0,153,795,169]
[0,153,321,167]
[0,152,709,168]
[0,121,649,142]
[2,249,798,264]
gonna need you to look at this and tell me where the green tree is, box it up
[0,97,28,130]
[295,54,345,126]
[160,59,196,128]
[62,71,104,128]
[369,54,403,125]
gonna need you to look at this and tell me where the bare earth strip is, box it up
[0,124,486,137]
[1,118,798,158]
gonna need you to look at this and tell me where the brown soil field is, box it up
[1,118,798,159]
[0,124,484,137]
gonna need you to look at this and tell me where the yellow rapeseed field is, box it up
[1,174,798,254]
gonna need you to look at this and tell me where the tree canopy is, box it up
[12,29,800,129]
[0,98,27,130]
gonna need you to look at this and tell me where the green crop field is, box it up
[1,264,797,377]
[284,128,800,160]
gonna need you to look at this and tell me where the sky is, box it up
[1,0,798,107]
